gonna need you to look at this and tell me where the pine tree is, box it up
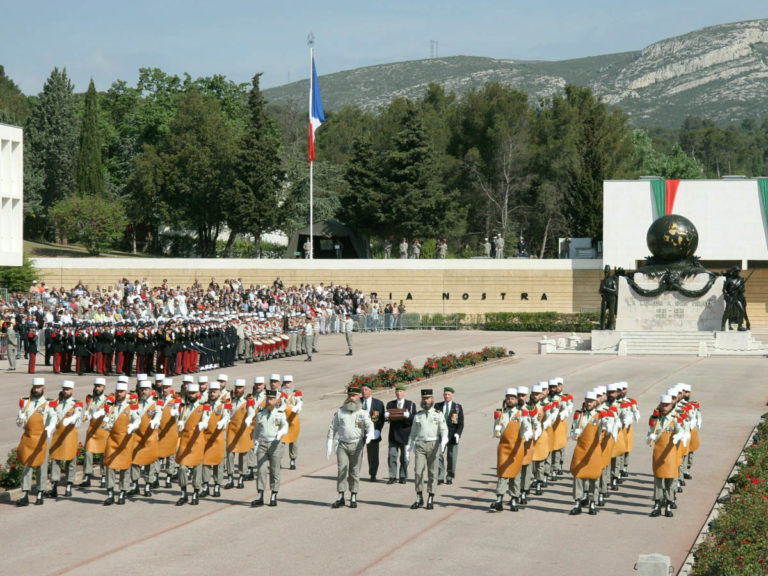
[24,67,79,238]
[225,73,285,257]
[75,79,104,197]
[383,103,461,239]
[0,65,30,125]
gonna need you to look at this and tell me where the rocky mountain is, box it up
[264,19,768,127]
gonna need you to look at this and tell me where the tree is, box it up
[339,137,385,235]
[23,68,79,239]
[224,73,285,257]
[539,85,635,241]
[381,103,463,239]
[50,195,127,255]
[0,65,30,125]
[75,79,104,197]
[0,255,40,291]
[158,88,235,257]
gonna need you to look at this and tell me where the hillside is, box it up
[264,19,768,127]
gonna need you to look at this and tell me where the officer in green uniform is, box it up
[407,389,449,510]
[327,386,374,509]
[251,389,289,507]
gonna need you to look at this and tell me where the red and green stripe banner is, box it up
[650,179,680,218]
[759,178,768,223]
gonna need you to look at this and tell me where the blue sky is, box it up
[2,0,766,94]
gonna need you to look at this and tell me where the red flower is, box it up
[416,377,421,382]
[751,477,759,485]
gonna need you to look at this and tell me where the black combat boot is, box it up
[268,492,278,507]
[65,483,73,497]
[426,494,434,510]
[490,495,503,512]
[332,492,345,509]
[79,475,91,488]
[350,493,358,508]
[15,491,30,507]
[117,490,126,505]
[588,500,597,515]
[199,483,210,498]
[650,500,662,517]
[176,492,188,506]
[664,501,674,517]
[569,502,582,515]
[144,483,152,498]
[103,490,115,506]
[610,477,619,491]
[190,491,199,505]
[251,491,264,507]
[509,497,519,512]
[212,484,221,498]
[45,482,59,500]
[410,493,424,509]
[35,491,44,505]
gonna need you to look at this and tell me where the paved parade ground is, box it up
[1,329,766,575]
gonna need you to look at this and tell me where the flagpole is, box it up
[308,34,314,260]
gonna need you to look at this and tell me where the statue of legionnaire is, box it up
[721,266,750,331]
[599,265,618,330]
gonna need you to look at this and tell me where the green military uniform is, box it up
[327,387,374,508]
[407,389,449,510]
[251,391,289,507]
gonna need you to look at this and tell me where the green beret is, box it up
[444,387,455,393]
[395,385,407,391]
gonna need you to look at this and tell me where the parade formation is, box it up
[13,371,702,517]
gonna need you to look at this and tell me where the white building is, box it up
[603,178,768,270]
[0,123,23,267]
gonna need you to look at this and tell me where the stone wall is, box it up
[30,258,768,324]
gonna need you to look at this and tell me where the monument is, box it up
[591,215,762,355]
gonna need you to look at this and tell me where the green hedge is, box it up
[692,416,768,574]
[484,311,599,332]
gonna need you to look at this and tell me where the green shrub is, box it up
[0,449,23,490]
[693,418,768,574]
[484,311,599,333]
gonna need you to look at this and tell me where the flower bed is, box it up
[348,346,508,389]
[693,417,768,574]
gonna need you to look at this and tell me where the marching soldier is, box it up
[251,389,289,507]
[156,378,181,487]
[596,385,619,507]
[568,390,604,516]
[15,377,57,506]
[201,380,230,498]
[406,389,449,510]
[490,388,533,512]
[280,375,303,470]
[618,382,641,478]
[80,377,109,488]
[680,383,700,480]
[531,382,556,495]
[647,393,686,517]
[46,380,83,499]
[515,385,538,505]
[547,377,573,481]
[327,386,374,509]
[175,381,208,505]
[435,386,464,485]
[225,379,257,489]
[103,379,140,505]
[129,379,162,497]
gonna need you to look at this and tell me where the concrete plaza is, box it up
[1,329,766,575]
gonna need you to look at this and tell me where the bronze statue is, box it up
[721,266,750,331]
[599,265,618,330]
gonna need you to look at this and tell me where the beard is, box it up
[30,388,43,399]
[421,400,432,411]
[343,398,361,412]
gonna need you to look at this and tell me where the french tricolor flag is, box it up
[309,55,325,162]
